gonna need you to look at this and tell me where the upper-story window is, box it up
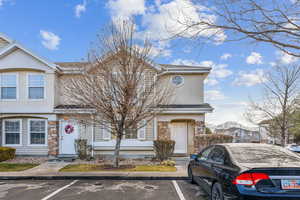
[0,73,17,100]
[28,74,45,99]
[171,75,184,86]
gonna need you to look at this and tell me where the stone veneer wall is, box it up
[194,121,205,153]
[48,121,59,156]
[157,121,171,140]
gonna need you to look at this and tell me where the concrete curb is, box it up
[0,176,190,181]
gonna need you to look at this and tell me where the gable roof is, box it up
[159,64,211,74]
[0,33,59,71]
[0,33,13,43]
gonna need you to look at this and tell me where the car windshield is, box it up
[228,145,300,163]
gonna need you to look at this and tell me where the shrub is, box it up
[161,159,176,167]
[0,147,16,162]
[194,134,233,152]
[75,139,88,160]
[153,140,175,161]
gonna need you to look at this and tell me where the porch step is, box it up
[55,154,78,162]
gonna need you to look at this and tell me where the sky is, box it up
[0,0,298,126]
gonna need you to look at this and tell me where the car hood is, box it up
[238,162,300,170]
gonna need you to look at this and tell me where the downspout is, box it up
[91,115,95,158]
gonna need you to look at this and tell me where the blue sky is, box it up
[1,0,298,126]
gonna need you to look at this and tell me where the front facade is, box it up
[0,33,213,157]
[215,127,261,143]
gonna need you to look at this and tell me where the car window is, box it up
[229,145,300,163]
[198,147,214,161]
[209,147,225,164]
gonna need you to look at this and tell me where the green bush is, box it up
[0,147,16,162]
[194,134,233,152]
[153,140,175,161]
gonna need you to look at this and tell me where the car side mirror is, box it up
[190,154,198,160]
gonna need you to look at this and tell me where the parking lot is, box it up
[0,180,208,200]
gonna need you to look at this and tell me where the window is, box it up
[28,74,44,99]
[125,127,138,139]
[171,75,184,86]
[3,119,21,145]
[198,147,214,161]
[0,74,17,99]
[209,147,225,164]
[29,120,46,145]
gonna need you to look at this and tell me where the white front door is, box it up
[171,122,187,154]
[60,120,79,155]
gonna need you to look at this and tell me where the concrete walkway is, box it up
[0,162,188,179]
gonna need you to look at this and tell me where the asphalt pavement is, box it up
[0,179,209,200]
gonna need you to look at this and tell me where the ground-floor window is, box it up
[29,119,46,145]
[3,119,21,145]
[125,127,138,139]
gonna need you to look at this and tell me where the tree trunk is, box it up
[281,128,286,147]
[113,134,122,168]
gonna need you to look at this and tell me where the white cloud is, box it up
[150,45,171,57]
[233,69,266,87]
[171,59,232,86]
[199,60,233,78]
[246,52,263,65]
[206,102,250,126]
[220,53,232,60]
[171,58,201,66]
[107,0,146,20]
[75,1,86,18]
[277,51,298,64]
[204,78,219,86]
[206,90,226,101]
[269,62,276,67]
[138,0,226,44]
[40,30,61,50]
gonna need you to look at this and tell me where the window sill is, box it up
[0,99,17,102]
[27,99,45,101]
[2,144,22,147]
[27,144,48,147]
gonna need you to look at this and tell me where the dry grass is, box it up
[0,163,39,172]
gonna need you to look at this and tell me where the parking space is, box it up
[0,180,208,200]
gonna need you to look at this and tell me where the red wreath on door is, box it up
[65,124,74,134]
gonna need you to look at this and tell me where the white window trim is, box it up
[170,75,184,87]
[137,120,147,140]
[2,119,22,146]
[26,73,46,101]
[27,119,48,146]
[0,72,19,101]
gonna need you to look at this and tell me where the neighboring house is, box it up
[0,33,213,157]
[215,127,261,143]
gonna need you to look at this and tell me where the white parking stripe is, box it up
[172,180,186,200]
[41,180,78,200]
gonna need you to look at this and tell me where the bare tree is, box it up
[245,64,300,146]
[63,21,172,167]
[175,0,300,57]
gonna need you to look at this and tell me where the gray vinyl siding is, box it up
[94,120,155,142]
[2,118,48,155]
[79,124,93,145]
